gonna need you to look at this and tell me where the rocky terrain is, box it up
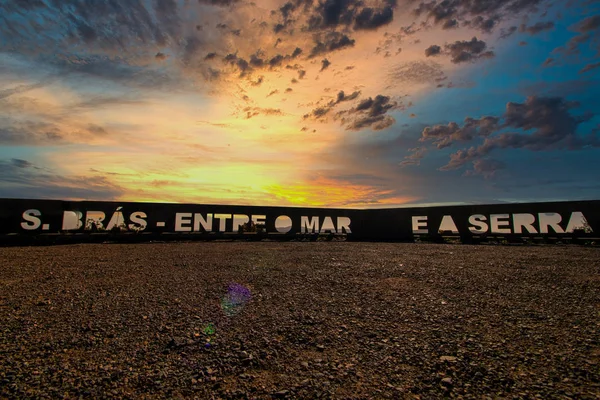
[1,242,599,399]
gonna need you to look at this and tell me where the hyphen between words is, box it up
[19,208,593,235]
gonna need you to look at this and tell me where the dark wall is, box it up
[0,198,598,244]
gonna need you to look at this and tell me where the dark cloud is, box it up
[320,58,331,71]
[306,0,359,30]
[0,121,64,145]
[520,21,554,34]
[0,158,124,200]
[291,47,303,58]
[155,52,168,61]
[399,147,427,167]
[269,54,285,68]
[467,16,497,33]
[243,107,284,119]
[577,15,600,32]
[442,19,459,29]
[413,0,543,34]
[198,0,242,6]
[420,116,500,149]
[555,15,600,56]
[499,26,518,39]
[10,158,34,169]
[205,52,218,60]
[343,95,399,131]
[580,62,600,73]
[445,37,494,64]
[430,96,598,170]
[309,32,356,58]
[336,90,361,102]
[249,53,265,67]
[303,88,362,120]
[87,124,108,136]
[425,44,441,57]
[354,4,395,31]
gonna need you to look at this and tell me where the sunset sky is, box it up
[0,0,599,208]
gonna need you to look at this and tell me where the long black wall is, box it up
[0,198,598,244]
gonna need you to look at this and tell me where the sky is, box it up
[0,0,599,208]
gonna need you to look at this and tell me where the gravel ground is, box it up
[1,242,599,399]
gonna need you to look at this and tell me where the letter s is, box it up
[21,209,42,230]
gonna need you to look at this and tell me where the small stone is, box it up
[440,356,457,362]
[274,390,289,398]
[441,377,453,386]
[301,362,309,368]
[316,344,325,351]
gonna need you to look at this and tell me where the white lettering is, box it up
[539,212,564,234]
[128,211,147,231]
[468,214,488,234]
[21,209,41,230]
[214,214,232,232]
[85,211,105,231]
[513,213,537,234]
[233,214,250,231]
[175,213,193,232]
[193,213,213,232]
[565,211,593,233]
[301,216,319,233]
[62,211,83,231]
[490,214,511,234]
[438,215,459,234]
[337,216,352,234]
[106,207,126,231]
[412,216,428,234]
[320,216,336,233]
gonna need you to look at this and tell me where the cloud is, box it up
[580,62,600,74]
[499,26,518,39]
[320,58,331,71]
[520,21,554,35]
[554,15,600,56]
[399,147,427,167]
[387,60,446,86]
[155,52,168,61]
[431,96,598,170]
[413,0,544,34]
[463,158,506,179]
[342,95,399,131]
[336,90,361,102]
[243,107,284,119]
[354,4,395,31]
[0,121,64,146]
[309,32,356,58]
[303,89,362,120]
[444,37,494,64]
[0,158,124,200]
[424,37,494,64]
[305,0,397,32]
[425,45,441,57]
[420,116,500,149]
[0,79,54,100]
